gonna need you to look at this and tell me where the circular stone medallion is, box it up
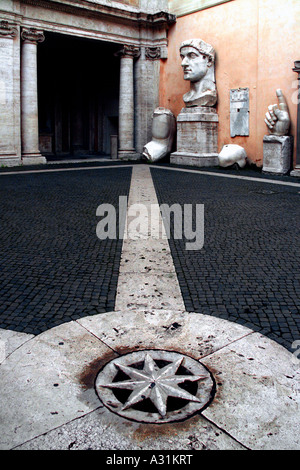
[95,349,215,424]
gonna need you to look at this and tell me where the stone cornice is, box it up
[0,20,18,39]
[146,11,176,27]
[20,0,176,28]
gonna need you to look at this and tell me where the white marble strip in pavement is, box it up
[1,163,300,188]
[149,164,300,188]
[115,164,185,312]
[0,165,132,176]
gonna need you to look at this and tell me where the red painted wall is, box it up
[160,0,300,166]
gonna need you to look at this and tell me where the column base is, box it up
[22,153,47,165]
[290,166,300,177]
[170,152,219,167]
[118,151,141,161]
[0,155,22,167]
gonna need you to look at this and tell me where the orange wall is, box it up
[160,0,300,166]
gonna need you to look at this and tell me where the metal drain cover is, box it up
[95,350,215,424]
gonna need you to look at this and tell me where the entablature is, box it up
[0,0,175,52]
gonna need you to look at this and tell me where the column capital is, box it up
[115,44,140,59]
[21,28,45,45]
[0,20,18,39]
[145,46,161,61]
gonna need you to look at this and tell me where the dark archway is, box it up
[37,32,120,159]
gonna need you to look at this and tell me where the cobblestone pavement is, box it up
[0,166,132,334]
[1,162,300,353]
[151,166,300,352]
[1,163,299,452]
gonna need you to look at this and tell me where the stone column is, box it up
[135,47,161,155]
[0,21,20,166]
[116,45,140,160]
[291,61,300,177]
[21,28,46,164]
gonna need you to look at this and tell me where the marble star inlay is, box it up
[100,352,208,417]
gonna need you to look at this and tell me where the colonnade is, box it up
[0,21,151,164]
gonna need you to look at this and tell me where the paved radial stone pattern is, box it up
[151,168,300,352]
[0,168,132,334]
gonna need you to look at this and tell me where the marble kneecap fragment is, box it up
[218,144,247,168]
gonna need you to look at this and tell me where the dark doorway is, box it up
[37,32,120,159]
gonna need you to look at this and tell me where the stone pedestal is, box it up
[262,135,293,175]
[170,107,219,167]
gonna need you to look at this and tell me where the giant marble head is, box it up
[180,39,217,107]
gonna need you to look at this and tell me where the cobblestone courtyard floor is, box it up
[0,165,132,334]
[151,166,300,352]
[0,161,299,451]
[0,161,299,351]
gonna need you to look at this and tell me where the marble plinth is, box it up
[22,154,47,165]
[170,107,219,167]
[290,167,300,177]
[262,135,293,175]
[118,151,141,161]
[0,155,21,167]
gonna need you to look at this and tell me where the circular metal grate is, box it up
[95,349,215,424]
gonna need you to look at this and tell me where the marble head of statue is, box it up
[180,39,217,107]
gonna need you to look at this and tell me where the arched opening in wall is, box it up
[37,32,120,160]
